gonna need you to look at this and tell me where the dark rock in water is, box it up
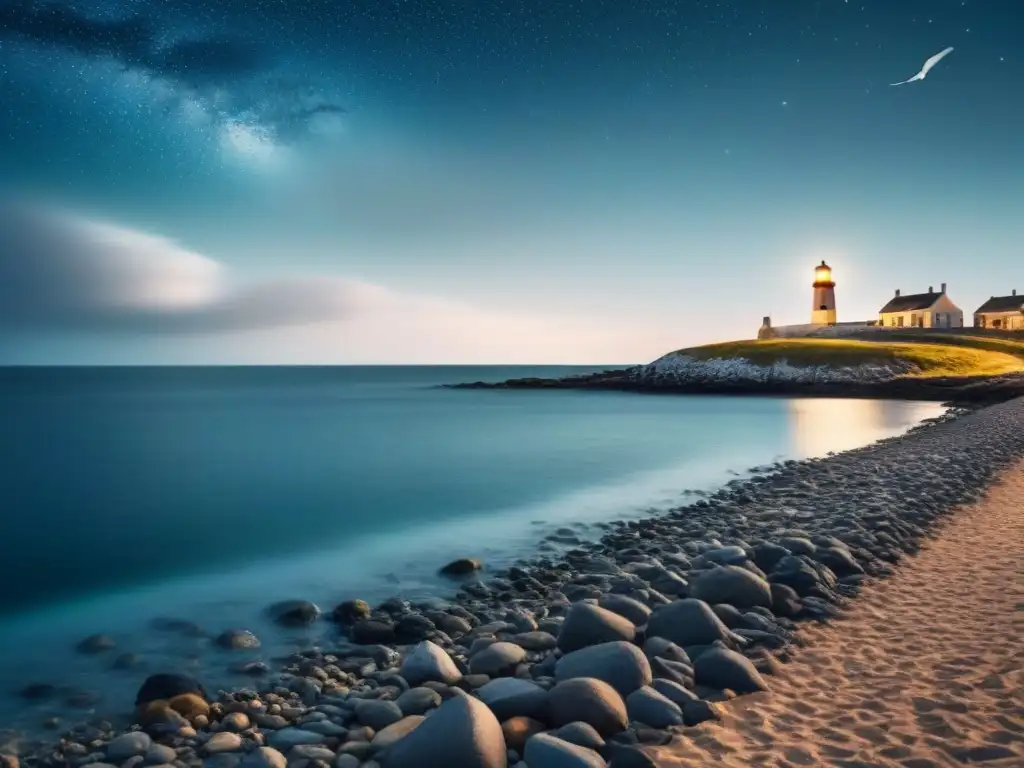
[646,599,739,648]
[64,689,101,708]
[18,683,57,700]
[149,617,205,636]
[216,629,262,650]
[230,660,270,676]
[690,565,772,609]
[378,694,506,768]
[395,614,437,643]
[331,599,371,625]
[76,634,116,654]
[112,653,143,670]
[438,558,484,577]
[693,647,768,694]
[351,619,396,644]
[546,677,628,736]
[135,673,205,707]
[557,602,636,652]
[267,600,321,626]
[769,583,802,617]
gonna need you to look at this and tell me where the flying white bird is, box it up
[891,46,954,86]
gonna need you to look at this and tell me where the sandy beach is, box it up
[654,459,1024,767]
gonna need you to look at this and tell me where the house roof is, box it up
[878,292,942,314]
[974,294,1024,314]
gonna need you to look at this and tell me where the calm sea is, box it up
[0,365,943,733]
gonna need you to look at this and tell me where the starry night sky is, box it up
[0,0,1021,363]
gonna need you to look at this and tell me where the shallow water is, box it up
[0,365,943,736]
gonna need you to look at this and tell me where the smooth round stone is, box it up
[396,687,442,716]
[371,716,424,750]
[557,603,636,653]
[354,700,404,731]
[469,642,527,677]
[546,678,628,737]
[625,686,684,728]
[268,600,321,626]
[555,641,652,698]
[221,712,251,732]
[203,733,244,754]
[378,695,506,768]
[523,733,605,768]
[689,566,772,610]
[239,748,287,768]
[400,641,462,686]
[106,732,152,761]
[216,629,261,650]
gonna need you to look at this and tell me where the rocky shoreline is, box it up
[6,397,1024,768]
[447,367,1024,404]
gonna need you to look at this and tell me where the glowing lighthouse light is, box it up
[811,260,837,326]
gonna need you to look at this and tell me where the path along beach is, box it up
[653,458,1024,768]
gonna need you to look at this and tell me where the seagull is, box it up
[891,46,954,86]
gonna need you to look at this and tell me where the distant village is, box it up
[759,261,1024,339]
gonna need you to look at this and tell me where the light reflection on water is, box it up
[788,398,945,458]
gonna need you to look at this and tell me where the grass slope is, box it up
[672,338,1024,379]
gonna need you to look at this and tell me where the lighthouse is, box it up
[811,260,837,326]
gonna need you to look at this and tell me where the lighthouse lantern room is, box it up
[811,260,837,326]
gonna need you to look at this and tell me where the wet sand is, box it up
[653,459,1024,767]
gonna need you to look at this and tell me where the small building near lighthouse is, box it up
[811,260,837,326]
[877,284,963,328]
[973,290,1024,330]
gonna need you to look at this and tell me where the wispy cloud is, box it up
[0,201,669,364]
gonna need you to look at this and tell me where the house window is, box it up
[897,316,904,327]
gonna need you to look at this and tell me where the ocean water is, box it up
[0,365,944,735]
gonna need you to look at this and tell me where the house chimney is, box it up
[941,282,947,293]
[895,289,901,297]
[928,285,934,293]
[1014,289,1018,296]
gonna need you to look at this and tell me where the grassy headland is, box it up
[673,338,1024,379]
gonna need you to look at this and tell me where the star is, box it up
[781,100,788,107]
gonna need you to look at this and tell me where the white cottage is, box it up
[878,284,963,329]
[974,290,1024,330]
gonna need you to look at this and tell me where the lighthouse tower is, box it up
[811,260,837,326]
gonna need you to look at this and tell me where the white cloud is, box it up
[0,201,674,363]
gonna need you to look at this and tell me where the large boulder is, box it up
[135,674,205,707]
[215,629,261,650]
[546,678,628,737]
[557,603,636,653]
[476,678,549,721]
[693,647,768,694]
[555,641,652,697]
[689,566,772,609]
[379,694,507,768]
[624,686,683,728]
[646,599,740,648]
[597,595,652,626]
[267,600,321,626]
[401,641,462,686]
[331,599,371,624]
[439,558,483,577]
[523,733,606,768]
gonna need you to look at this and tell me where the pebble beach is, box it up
[4,396,1024,768]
